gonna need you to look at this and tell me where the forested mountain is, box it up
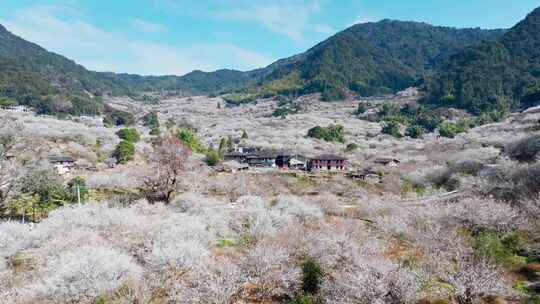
[425,7,540,113]
[0,12,531,116]
[251,20,505,101]
[0,25,250,115]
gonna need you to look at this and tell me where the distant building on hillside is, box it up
[48,155,76,175]
[276,153,308,170]
[349,169,381,184]
[224,145,260,163]
[0,105,28,113]
[234,145,259,155]
[217,161,250,173]
[308,154,348,172]
[246,151,278,167]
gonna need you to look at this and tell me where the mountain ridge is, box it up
[0,15,525,115]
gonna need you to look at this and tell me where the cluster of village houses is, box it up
[46,145,400,185]
[222,145,400,183]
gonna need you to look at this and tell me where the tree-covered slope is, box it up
[0,25,250,114]
[254,20,505,100]
[0,16,517,115]
[425,6,540,113]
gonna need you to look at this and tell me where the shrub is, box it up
[290,293,317,304]
[149,127,161,136]
[506,134,540,162]
[176,128,205,153]
[67,176,89,203]
[273,106,298,118]
[345,143,359,152]
[172,258,243,303]
[438,122,466,138]
[426,168,460,191]
[116,128,140,142]
[113,140,135,164]
[415,113,443,132]
[205,149,221,166]
[307,125,345,143]
[356,103,367,115]
[240,242,300,299]
[301,257,323,294]
[381,120,402,138]
[449,160,484,176]
[23,247,142,303]
[405,124,425,139]
[474,231,528,267]
[142,112,160,129]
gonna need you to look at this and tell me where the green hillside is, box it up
[0,24,250,115]
[425,7,540,113]
[251,20,505,101]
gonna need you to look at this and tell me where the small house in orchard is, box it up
[224,146,260,163]
[374,157,400,167]
[246,151,278,167]
[234,145,259,154]
[349,169,381,184]
[276,153,308,170]
[308,154,348,172]
[48,155,76,175]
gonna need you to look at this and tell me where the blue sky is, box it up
[0,0,538,76]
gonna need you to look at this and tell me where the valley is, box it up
[1,3,540,304]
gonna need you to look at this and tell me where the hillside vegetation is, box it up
[253,20,504,101]
[0,25,250,115]
[425,7,540,113]
[3,6,540,117]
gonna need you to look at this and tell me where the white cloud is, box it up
[161,0,331,42]
[0,5,273,75]
[130,19,168,33]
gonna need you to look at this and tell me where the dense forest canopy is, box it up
[425,7,540,113]
[256,20,505,101]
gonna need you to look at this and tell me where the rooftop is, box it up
[311,154,347,161]
[48,155,76,163]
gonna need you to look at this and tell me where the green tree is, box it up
[218,137,228,154]
[301,257,323,294]
[241,130,248,140]
[205,149,221,166]
[19,170,72,221]
[438,122,467,138]
[176,128,205,153]
[307,125,345,143]
[406,124,425,139]
[356,102,367,115]
[143,112,160,128]
[116,128,140,142]
[113,140,135,164]
[382,120,403,138]
[67,176,89,203]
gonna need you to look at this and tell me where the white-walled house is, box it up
[48,155,76,175]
